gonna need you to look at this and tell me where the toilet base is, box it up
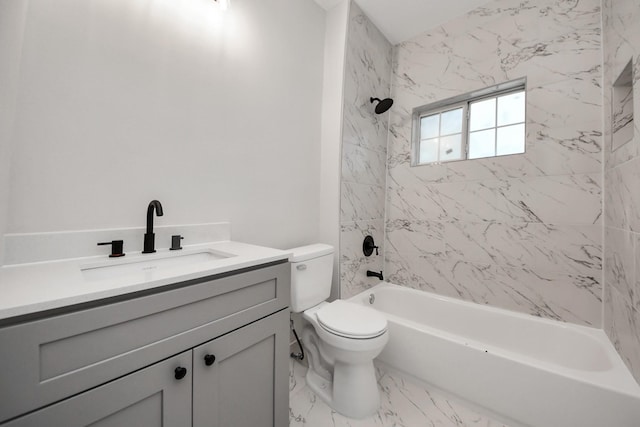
[305,368,333,406]
[302,327,382,419]
[332,360,380,418]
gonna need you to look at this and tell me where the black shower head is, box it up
[370,97,394,114]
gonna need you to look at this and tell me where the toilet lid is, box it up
[316,300,387,338]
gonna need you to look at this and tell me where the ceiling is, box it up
[314,0,491,45]
[313,0,344,10]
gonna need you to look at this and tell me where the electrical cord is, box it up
[290,320,305,360]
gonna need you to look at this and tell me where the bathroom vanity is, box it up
[0,237,290,427]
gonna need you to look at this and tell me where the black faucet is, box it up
[366,270,384,281]
[142,200,164,253]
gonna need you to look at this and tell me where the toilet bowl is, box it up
[301,301,388,418]
[288,244,389,419]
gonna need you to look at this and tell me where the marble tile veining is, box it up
[341,182,386,224]
[443,222,602,275]
[385,250,602,326]
[289,360,511,427]
[387,172,602,225]
[340,220,384,263]
[340,256,383,299]
[604,226,635,305]
[339,1,392,298]
[342,143,388,187]
[602,0,640,384]
[605,156,640,233]
[604,286,640,382]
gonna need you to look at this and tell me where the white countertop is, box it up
[0,241,291,321]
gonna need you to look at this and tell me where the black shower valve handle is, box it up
[363,235,379,257]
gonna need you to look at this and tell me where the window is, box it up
[412,79,526,165]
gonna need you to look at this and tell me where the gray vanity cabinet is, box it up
[5,310,289,427]
[193,308,289,427]
[0,262,290,427]
[3,351,192,427]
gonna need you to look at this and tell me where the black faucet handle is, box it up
[97,240,125,258]
[170,235,184,251]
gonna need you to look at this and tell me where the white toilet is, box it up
[289,244,389,419]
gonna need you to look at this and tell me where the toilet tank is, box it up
[289,244,334,313]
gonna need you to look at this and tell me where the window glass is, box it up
[420,114,440,140]
[469,98,496,131]
[497,123,525,155]
[440,108,463,135]
[419,138,439,164]
[497,92,525,126]
[468,129,496,159]
[439,134,463,162]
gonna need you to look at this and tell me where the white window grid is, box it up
[417,103,468,164]
[412,78,526,166]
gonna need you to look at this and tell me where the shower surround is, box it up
[384,0,603,327]
[339,2,392,298]
[602,0,640,383]
[338,0,640,385]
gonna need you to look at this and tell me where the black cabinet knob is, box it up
[204,354,216,366]
[174,366,187,380]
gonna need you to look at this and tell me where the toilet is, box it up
[289,244,388,419]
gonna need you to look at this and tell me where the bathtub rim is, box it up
[348,282,640,398]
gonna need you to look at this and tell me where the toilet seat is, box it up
[316,300,387,339]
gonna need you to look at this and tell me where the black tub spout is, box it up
[367,270,384,281]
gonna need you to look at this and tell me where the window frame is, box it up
[411,78,527,166]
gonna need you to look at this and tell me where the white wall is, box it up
[4,0,325,251]
[0,0,29,265]
[318,0,349,300]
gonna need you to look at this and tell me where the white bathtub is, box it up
[349,283,640,427]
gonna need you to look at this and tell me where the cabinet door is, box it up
[3,351,192,427]
[193,309,289,427]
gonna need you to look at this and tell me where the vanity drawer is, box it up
[0,262,290,423]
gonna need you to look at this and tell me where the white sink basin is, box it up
[81,250,234,281]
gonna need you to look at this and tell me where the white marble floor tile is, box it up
[290,358,308,398]
[289,361,511,427]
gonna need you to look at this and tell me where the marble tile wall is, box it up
[386,0,603,326]
[602,0,640,383]
[339,1,392,298]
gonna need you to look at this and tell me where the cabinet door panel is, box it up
[88,392,163,427]
[193,309,289,427]
[4,351,191,427]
